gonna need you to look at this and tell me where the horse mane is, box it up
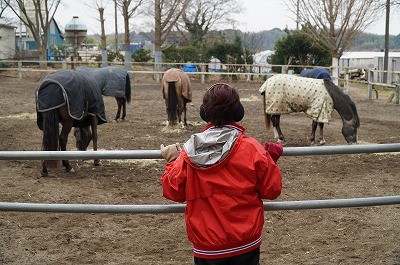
[167,82,178,125]
[323,79,360,128]
[125,74,131,103]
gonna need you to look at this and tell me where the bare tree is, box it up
[83,0,110,67]
[153,0,190,79]
[5,0,61,68]
[286,0,381,83]
[1,1,9,17]
[177,0,241,44]
[116,0,143,70]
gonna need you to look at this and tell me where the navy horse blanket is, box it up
[36,70,107,129]
[259,74,334,123]
[300,68,331,80]
[76,66,129,98]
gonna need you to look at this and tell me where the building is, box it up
[0,22,16,59]
[15,18,64,60]
[340,51,400,83]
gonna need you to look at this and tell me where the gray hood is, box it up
[183,126,240,167]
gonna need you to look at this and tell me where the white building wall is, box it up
[0,26,16,59]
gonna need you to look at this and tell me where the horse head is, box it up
[342,119,358,144]
[74,127,92,150]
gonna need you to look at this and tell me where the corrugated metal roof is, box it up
[341,51,400,59]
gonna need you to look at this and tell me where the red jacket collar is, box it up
[203,122,246,133]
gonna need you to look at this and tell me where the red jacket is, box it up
[161,123,282,259]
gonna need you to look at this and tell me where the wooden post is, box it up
[201,64,205,84]
[18,61,22,80]
[367,69,373,100]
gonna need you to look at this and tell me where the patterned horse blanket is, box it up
[300,68,331,80]
[36,70,107,129]
[259,74,334,123]
[162,68,192,102]
[76,66,129,98]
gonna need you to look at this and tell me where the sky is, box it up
[54,0,400,36]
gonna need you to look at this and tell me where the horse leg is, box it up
[121,98,127,121]
[318,123,326,145]
[271,115,286,145]
[114,97,121,122]
[91,116,100,166]
[310,121,318,146]
[60,120,74,173]
[183,101,187,127]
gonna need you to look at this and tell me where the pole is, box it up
[114,0,118,51]
[383,0,390,84]
[296,0,300,30]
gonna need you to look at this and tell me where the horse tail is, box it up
[167,82,178,125]
[262,92,272,131]
[42,109,60,168]
[264,113,272,132]
[125,74,131,104]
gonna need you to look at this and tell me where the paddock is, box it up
[0,74,399,264]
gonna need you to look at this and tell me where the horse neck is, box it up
[324,81,358,124]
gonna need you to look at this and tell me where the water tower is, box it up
[64,16,87,61]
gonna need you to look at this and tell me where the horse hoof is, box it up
[310,141,316,146]
[94,160,100,166]
[41,171,48,177]
[113,119,118,123]
[319,140,326,145]
[66,167,75,173]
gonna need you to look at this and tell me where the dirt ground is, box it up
[0,72,399,265]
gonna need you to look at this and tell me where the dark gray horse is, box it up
[76,66,132,121]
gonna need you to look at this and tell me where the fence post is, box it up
[18,61,22,80]
[395,84,400,104]
[201,64,205,84]
[367,69,373,100]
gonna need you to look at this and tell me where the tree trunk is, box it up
[99,7,108,67]
[123,6,131,71]
[331,57,339,86]
[154,0,162,82]
[38,44,48,69]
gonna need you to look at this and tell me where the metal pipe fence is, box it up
[1,143,399,213]
[1,196,399,213]
[0,143,399,160]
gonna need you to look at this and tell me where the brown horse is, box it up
[36,70,107,176]
[162,68,192,127]
[259,74,360,145]
[76,66,132,122]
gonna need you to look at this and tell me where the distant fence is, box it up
[1,60,399,104]
[0,143,399,213]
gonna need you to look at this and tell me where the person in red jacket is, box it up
[160,83,283,265]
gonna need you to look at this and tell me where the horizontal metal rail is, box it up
[0,143,399,160]
[0,196,399,213]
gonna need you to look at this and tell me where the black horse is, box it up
[259,74,360,145]
[76,66,132,122]
[36,70,107,176]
